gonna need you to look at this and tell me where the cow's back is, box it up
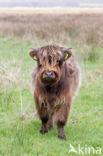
[66,56,81,99]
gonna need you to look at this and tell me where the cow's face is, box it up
[29,45,72,86]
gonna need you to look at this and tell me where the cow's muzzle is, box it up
[41,71,56,85]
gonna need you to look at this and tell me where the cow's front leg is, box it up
[39,109,49,134]
[47,116,53,131]
[37,97,49,134]
[56,103,71,140]
[40,118,48,134]
[57,121,66,140]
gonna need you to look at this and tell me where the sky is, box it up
[0,0,103,8]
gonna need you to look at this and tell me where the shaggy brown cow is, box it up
[29,45,81,140]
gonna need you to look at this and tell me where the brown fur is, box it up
[29,45,81,139]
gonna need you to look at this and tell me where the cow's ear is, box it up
[63,48,72,61]
[29,48,38,61]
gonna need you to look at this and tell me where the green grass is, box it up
[0,38,103,156]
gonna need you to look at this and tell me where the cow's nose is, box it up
[43,71,55,79]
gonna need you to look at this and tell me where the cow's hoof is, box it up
[40,127,48,134]
[58,134,66,140]
[47,125,53,131]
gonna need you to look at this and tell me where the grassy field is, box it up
[0,9,103,156]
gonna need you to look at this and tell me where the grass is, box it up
[0,37,103,156]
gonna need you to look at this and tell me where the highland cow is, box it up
[29,45,81,140]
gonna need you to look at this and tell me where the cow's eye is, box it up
[37,61,42,68]
[48,56,52,64]
[57,60,63,66]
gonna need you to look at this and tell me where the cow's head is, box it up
[29,45,72,86]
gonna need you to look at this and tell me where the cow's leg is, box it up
[47,115,53,131]
[39,109,49,134]
[56,103,71,140]
[35,97,49,134]
[40,114,53,133]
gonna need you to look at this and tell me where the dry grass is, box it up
[0,8,103,46]
[0,58,30,91]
